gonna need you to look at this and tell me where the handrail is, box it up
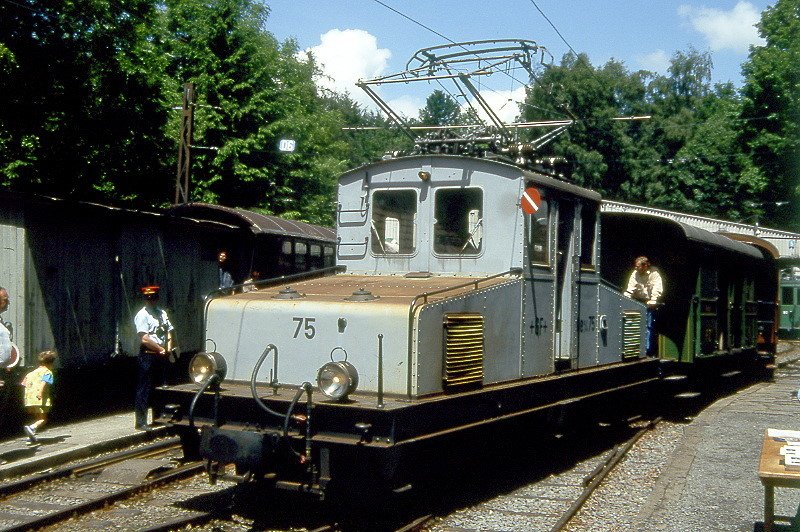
[405,267,523,398]
[202,265,345,331]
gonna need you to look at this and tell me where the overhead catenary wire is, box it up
[527,0,578,57]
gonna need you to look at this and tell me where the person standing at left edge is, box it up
[134,285,174,430]
[0,287,20,389]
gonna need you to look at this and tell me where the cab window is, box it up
[434,188,483,255]
[371,190,417,255]
[580,203,597,270]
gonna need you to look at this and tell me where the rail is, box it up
[404,267,523,397]
[549,417,662,531]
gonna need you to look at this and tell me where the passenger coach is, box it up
[601,212,778,373]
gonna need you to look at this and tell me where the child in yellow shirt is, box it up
[21,350,56,443]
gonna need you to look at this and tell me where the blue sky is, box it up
[262,1,769,119]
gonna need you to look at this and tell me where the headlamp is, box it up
[188,351,227,384]
[317,360,359,401]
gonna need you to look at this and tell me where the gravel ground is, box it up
[564,421,685,532]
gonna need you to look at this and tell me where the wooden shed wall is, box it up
[0,197,237,373]
[0,203,28,363]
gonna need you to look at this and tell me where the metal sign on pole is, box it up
[174,83,195,205]
[278,139,296,152]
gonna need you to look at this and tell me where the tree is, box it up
[325,91,413,168]
[162,0,348,224]
[0,0,171,204]
[522,53,651,195]
[740,0,800,230]
[419,90,461,126]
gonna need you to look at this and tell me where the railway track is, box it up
[0,437,215,531]
[414,416,661,532]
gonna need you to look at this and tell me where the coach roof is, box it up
[169,203,335,242]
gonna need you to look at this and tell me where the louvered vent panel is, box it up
[622,311,643,359]
[443,314,484,390]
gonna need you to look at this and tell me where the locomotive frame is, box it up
[153,154,675,496]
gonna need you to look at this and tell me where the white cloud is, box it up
[303,29,391,108]
[678,1,765,52]
[637,50,671,73]
[387,95,426,121]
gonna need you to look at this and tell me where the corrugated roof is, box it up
[602,212,763,260]
[169,203,336,242]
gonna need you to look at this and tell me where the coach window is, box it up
[783,287,795,305]
[434,188,483,255]
[279,239,293,271]
[323,245,334,267]
[527,191,550,266]
[371,190,417,255]
[295,242,307,270]
[579,203,597,270]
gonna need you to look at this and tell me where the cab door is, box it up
[554,199,578,368]
[522,187,555,377]
[575,202,600,367]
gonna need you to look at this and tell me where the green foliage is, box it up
[0,0,796,231]
[0,0,172,204]
[160,0,353,224]
[419,90,461,126]
[740,0,800,229]
[522,48,776,226]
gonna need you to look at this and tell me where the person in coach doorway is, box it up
[217,250,234,293]
[624,256,664,356]
[134,285,175,429]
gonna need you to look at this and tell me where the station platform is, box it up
[0,411,167,482]
[636,343,800,531]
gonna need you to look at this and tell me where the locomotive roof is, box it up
[232,273,515,305]
[602,212,763,259]
[340,154,601,202]
[169,203,335,242]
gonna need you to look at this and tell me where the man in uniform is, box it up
[134,285,175,429]
[624,256,664,356]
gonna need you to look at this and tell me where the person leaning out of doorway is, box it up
[623,256,664,356]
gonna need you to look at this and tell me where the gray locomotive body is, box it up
[153,154,660,495]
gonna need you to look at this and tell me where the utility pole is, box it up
[174,83,195,205]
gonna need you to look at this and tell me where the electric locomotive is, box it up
[152,153,661,495]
